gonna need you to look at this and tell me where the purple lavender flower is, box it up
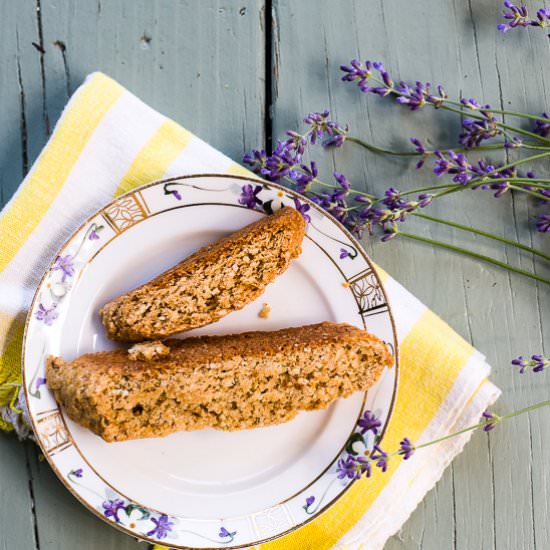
[340,59,373,89]
[295,161,318,193]
[512,354,549,373]
[285,130,307,155]
[537,213,550,233]
[53,254,75,282]
[459,117,501,149]
[238,184,263,209]
[72,468,83,478]
[398,438,415,460]
[261,141,301,181]
[293,198,311,223]
[305,496,315,507]
[146,514,174,539]
[396,82,427,110]
[482,410,500,432]
[303,110,348,148]
[410,137,427,169]
[505,137,523,149]
[35,303,58,326]
[102,499,125,522]
[218,526,237,540]
[242,148,268,175]
[358,410,382,435]
[371,445,389,472]
[498,1,550,32]
[460,97,482,110]
[35,377,46,392]
[534,113,550,137]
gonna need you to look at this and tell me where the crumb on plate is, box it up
[259,303,271,319]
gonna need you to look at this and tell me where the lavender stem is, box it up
[411,212,550,262]
[398,232,550,285]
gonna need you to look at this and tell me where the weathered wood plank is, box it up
[0,437,37,550]
[270,1,549,549]
[1,0,266,548]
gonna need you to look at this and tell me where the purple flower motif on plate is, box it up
[35,303,58,326]
[238,184,263,209]
[53,254,75,282]
[357,410,382,436]
[35,377,47,392]
[102,499,125,522]
[88,224,104,240]
[340,248,351,259]
[72,468,83,478]
[336,454,371,480]
[293,198,311,223]
[146,514,174,539]
[219,526,237,541]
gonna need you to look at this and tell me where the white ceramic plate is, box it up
[23,174,398,549]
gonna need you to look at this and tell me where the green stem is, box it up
[509,185,550,201]
[411,212,550,262]
[347,135,512,157]
[384,399,550,460]
[347,136,420,156]
[443,99,550,123]
[398,232,550,285]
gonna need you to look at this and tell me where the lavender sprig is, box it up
[512,354,550,373]
[338,393,550,482]
[497,1,550,33]
[341,59,550,146]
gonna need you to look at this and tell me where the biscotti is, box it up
[100,207,306,342]
[46,322,392,442]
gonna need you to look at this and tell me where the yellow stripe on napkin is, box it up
[114,119,194,197]
[0,73,123,273]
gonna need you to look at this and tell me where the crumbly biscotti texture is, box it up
[100,207,306,342]
[46,322,392,442]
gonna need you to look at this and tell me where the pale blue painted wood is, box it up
[0,0,548,549]
[271,2,549,550]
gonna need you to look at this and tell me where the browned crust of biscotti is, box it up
[46,322,392,442]
[100,207,306,342]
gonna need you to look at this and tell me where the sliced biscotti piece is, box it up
[100,206,306,342]
[46,322,392,442]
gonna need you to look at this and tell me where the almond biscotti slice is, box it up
[46,322,392,442]
[100,206,306,342]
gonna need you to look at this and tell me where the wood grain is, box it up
[0,0,548,549]
[0,1,265,549]
[270,1,549,549]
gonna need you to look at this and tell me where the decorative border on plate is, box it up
[23,174,399,549]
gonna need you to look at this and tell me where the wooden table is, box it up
[1,1,548,549]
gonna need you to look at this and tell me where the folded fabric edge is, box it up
[338,377,501,550]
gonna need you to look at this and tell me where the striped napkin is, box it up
[0,73,499,550]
